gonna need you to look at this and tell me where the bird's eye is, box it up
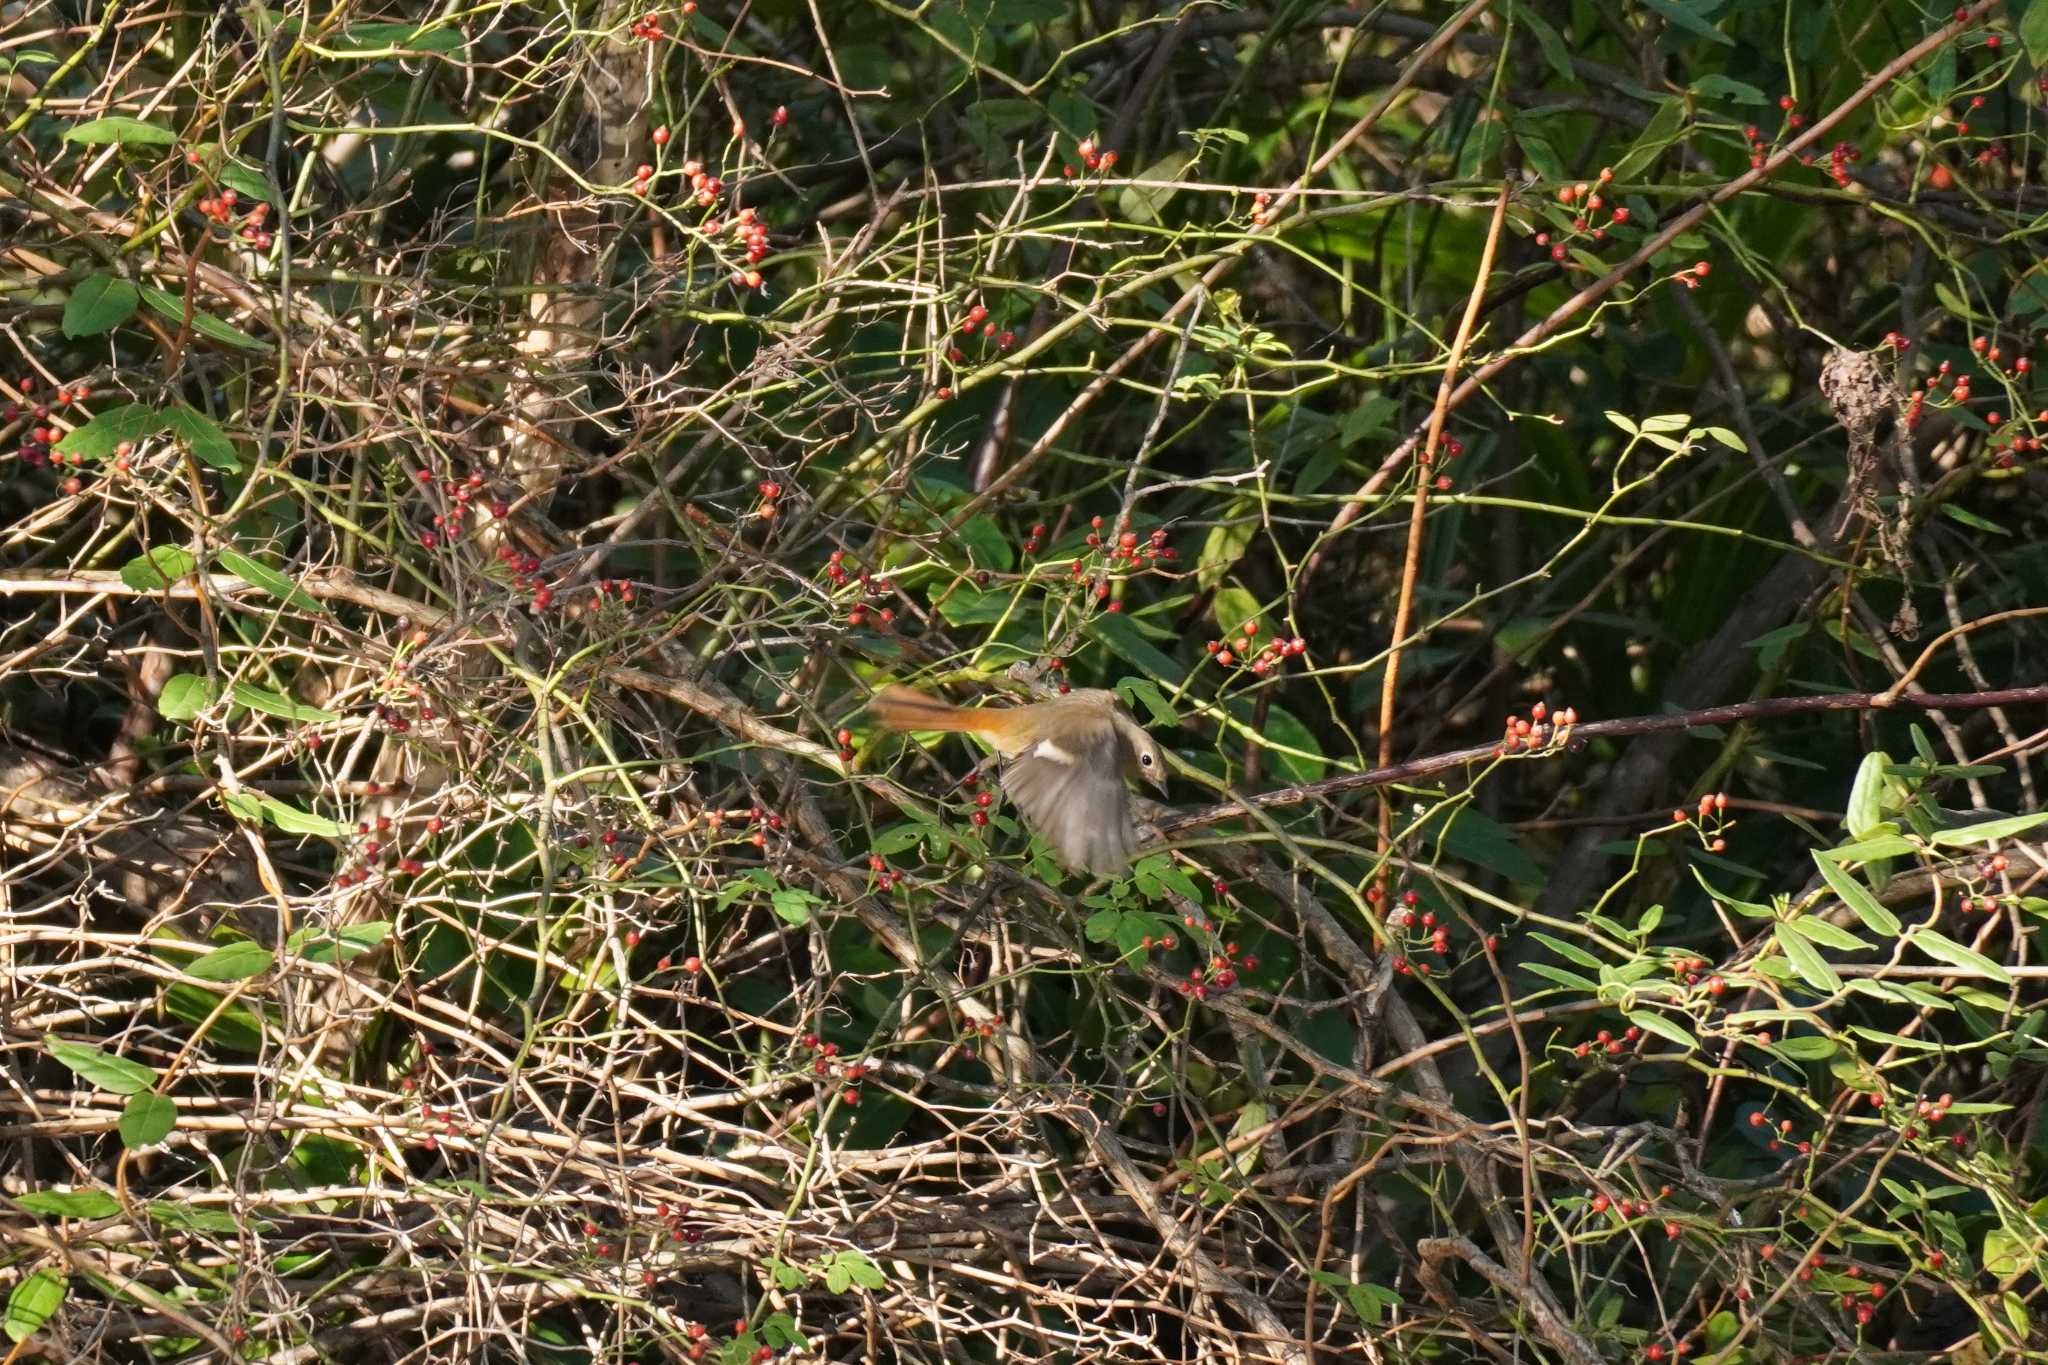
[1139,753,1155,767]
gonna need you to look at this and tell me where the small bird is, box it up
[869,684,1169,875]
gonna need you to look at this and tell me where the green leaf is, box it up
[63,273,141,337]
[146,1200,240,1234]
[771,888,820,925]
[1118,150,1193,225]
[330,20,465,53]
[16,1190,119,1219]
[62,116,176,146]
[287,921,391,964]
[257,796,350,837]
[1690,73,1766,104]
[139,286,269,352]
[157,673,222,722]
[1210,583,1261,640]
[45,1036,157,1095]
[1524,963,1598,990]
[1771,1035,1838,1061]
[164,405,241,471]
[4,1269,65,1344]
[1818,832,1916,863]
[1530,932,1605,970]
[1087,611,1186,685]
[1114,676,1179,726]
[54,402,167,461]
[949,515,1015,573]
[229,682,339,724]
[1911,929,2012,985]
[119,1093,177,1148]
[161,985,266,1052]
[1983,1226,2027,1276]
[765,1256,808,1289]
[1845,750,1887,837]
[839,1248,886,1289]
[185,942,274,982]
[1641,0,1733,45]
[217,549,325,612]
[121,545,198,591]
[1610,98,1687,181]
[1195,515,1256,593]
[2025,0,2048,67]
[2004,1292,2031,1342]
[1940,506,2008,542]
[1773,923,1842,993]
[1625,1009,1698,1051]
[1811,854,1900,936]
[1782,915,1871,952]
[1931,811,2048,847]
[1510,1,1577,85]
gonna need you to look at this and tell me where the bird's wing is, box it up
[1000,723,1136,875]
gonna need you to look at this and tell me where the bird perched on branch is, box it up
[869,685,1169,875]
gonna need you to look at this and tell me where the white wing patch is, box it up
[1033,738,1079,765]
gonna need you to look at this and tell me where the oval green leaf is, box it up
[15,1190,120,1219]
[1910,929,2012,985]
[62,116,176,145]
[217,549,324,611]
[120,545,198,591]
[185,941,274,982]
[165,405,241,471]
[4,1269,66,1344]
[45,1036,158,1095]
[53,402,167,461]
[1773,923,1842,993]
[119,1093,177,1149]
[1811,854,1900,936]
[63,273,141,337]
[157,673,222,722]
[228,682,339,724]
[139,286,268,352]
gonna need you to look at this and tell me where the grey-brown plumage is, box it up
[868,685,1169,875]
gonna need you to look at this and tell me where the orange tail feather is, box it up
[868,685,992,734]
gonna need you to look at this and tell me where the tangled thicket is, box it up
[2,0,2047,1361]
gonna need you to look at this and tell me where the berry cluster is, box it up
[1671,260,1712,290]
[1955,849,2013,914]
[864,847,897,892]
[331,811,431,889]
[1497,700,1575,754]
[1675,789,1731,853]
[1026,515,1178,615]
[7,378,94,471]
[1248,189,1273,228]
[945,301,1017,363]
[958,768,993,828]
[628,9,676,41]
[1204,619,1305,674]
[730,206,770,265]
[832,558,895,629]
[491,541,552,609]
[414,467,508,550]
[200,190,274,249]
[1161,910,1251,1001]
[678,159,723,208]
[754,477,781,520]
[1062,136,1118,178]
[1535,170,1630,265]
[1571,1024,1643,1058]
[1383,890,1486,971]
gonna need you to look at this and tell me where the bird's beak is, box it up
[1146,765,1170,795]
